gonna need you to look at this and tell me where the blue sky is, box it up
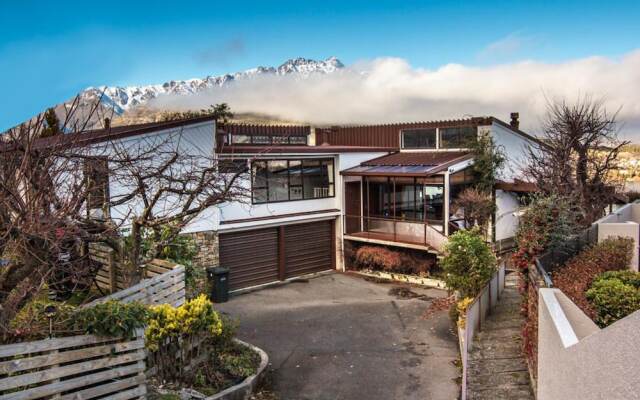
[1,0,639,130]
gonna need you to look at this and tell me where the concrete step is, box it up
[467,357,528,375]
[467,370,531,387]
[467,385,534,400]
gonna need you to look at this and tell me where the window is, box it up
[251,158,335,204]
[218,158,248,174]
[401,128,437,149]
[440,126,477,148]
[230,134,308,145]
[364,176,444,222]
[84,158,109,217]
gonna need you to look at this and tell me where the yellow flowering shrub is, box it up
[456,297,474,329]
[145,295,223,351]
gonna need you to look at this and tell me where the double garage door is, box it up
[219,219,335,291]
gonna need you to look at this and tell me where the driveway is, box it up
[215,273,459,400]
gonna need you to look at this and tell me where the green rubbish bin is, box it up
[207,266,230,303]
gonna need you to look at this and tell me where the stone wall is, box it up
[190,231,220,268]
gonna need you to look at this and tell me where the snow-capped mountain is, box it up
[80,57,344,115]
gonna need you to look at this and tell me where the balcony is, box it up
[344,215,447,253]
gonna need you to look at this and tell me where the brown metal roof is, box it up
[218,145,394,154]
[362,151,470,166]
[29,115,217,150]
[342,151,471,177]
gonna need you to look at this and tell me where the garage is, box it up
[219,219,335,291]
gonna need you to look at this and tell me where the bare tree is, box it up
[0,95,248,337]
[525,97,628,224]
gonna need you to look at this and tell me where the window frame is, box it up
[230,133,308,146]
[400,126,478,150]
[250,158,336,204]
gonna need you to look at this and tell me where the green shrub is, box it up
[8,298,77,341]
[593,270,640,288]
[441,228,496,297]
[586,274,640,327]
[72,300,149,338]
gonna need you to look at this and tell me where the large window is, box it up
[401,126,477,149]
[439,126,477,148]
[251,159,334,204]
[401,128,437,149]
[364,176,444,222]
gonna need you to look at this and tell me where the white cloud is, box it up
[478,32,539,60]
[148,50,640,140]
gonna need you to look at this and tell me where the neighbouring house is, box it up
[40,113,541,292]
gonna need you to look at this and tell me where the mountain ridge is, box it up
[79,56,344,116]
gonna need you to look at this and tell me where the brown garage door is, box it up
[284,220,334,279]
[219,228,279,291]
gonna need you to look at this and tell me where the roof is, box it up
[342,151,471,177]
[218,145,395,155]
[318,116,547,149]
[219,123,310,136]
[495,179,538,193]
[32,115,217,149]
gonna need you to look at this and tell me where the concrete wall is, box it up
[538,288,640,400]
[594,202,640,271]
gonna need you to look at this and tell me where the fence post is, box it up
[108,250,117,293]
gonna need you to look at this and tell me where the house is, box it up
[44,113,541,292]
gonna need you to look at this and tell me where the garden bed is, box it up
[349,269,446,289]
[148,339,268,400]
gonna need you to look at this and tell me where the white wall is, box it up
[217,151,388,231]
[489,122,537,182]
[495,190,520,241]
[102,121,218,232]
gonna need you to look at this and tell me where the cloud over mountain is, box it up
[146,51,640,140]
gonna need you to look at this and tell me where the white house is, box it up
[65,113,541,291]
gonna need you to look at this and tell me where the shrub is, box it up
[8,298,77,341]
[593,270,640,288]
[353,245,433,275]
[553,237,633,319]
[72,300,149,338]
[586,275,640,327]
[145,294,223,351]
[146,295,225,382]
[441,228,496,297]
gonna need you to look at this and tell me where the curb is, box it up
[348,269,447,289]
[204,339,269,400]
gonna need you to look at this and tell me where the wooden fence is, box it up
[0,265,186,399]
[0,330,147,400]
[83,264,185,309]
[89,243,182,295]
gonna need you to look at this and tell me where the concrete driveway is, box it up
[215,273,459,400]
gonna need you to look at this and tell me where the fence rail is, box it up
[459,261,507,400]
[0,330,146,400]
[83,264,185,309]
[1,264,186,400]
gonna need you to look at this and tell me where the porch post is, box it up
[444,171,450,236]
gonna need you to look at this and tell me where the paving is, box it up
[215,273,460,400]
[466,273,535,400]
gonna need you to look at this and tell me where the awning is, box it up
[342,151,471,177]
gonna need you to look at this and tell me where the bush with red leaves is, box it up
[354,245,433,275]
[552,237,633,319]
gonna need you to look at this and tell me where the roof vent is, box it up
[510,112,519,130]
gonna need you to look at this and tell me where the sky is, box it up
[1,0,640,135]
